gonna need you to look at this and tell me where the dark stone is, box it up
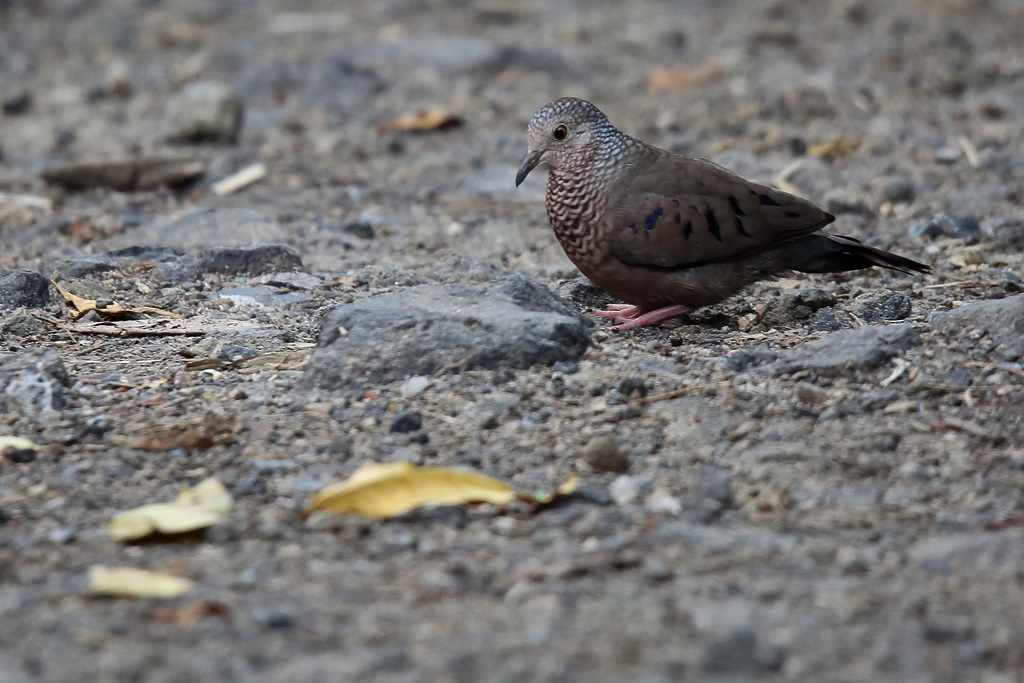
[3,447,37,463]
[0,270,51,309]
[2,87,31,114]
[809,306,848,332]
[194,245,304,277]
[305,275,592,390]
[701,628,785,674]
[616,376,647,399]
[763,288,837,327]
[909,213,981,242]
[389,410,423,434]
[850,292,912,323]
[342,221,375,239]
[553,276,614,311]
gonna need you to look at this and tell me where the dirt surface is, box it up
[2,0,1024,681]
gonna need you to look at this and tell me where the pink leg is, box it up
[610,304,692,331]
[591,303,640,318]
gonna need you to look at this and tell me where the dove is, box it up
[515,97,930,331]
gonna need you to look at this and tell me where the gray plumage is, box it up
[515,97,930,330]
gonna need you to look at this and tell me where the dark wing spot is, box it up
[784,210,801,218]
[627,221,638,233]
[681,219,692,239]
[672,198,681,207]
[758,193,780,207]
[728,196,746,217]
[704,209,722,241]
[734,216,750,237]
[644,206,664,230]
[673,213,681,224]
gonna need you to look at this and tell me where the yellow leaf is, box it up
[110,477,231,541]
[526,475,580,504]
[88,566,193,599]
[306,463,515,518]
[0,436,39,453]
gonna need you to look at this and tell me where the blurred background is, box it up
[1,0,1020,274]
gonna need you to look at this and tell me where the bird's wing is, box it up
[604,151,835,270]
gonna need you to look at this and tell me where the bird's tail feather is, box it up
[784,234,931,276]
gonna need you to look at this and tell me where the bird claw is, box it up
[591,304,640,318]
[605,304,692,331]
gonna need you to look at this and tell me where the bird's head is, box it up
[516,97,615,187]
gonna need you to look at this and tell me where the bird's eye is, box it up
[552,124,568,141]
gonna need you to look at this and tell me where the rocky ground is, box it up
[1,0,1024,681]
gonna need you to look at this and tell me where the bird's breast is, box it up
[545,171,607,272]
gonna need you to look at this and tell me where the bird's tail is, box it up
[783,233,931,276]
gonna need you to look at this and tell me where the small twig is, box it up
[958,135,980,167]
[631,385,711,405]
[211,163,267,196]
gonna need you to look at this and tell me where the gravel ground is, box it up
[2,0,1024,681]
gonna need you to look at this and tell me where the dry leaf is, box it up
[647,63,725,93]
[110,477,231,541]
[88,566,193,599]
[51,281,180,320]
[306,462,515,518]
[376,110,463,134]
[807,138,860,161]
[0,436,39,454]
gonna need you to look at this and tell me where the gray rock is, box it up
[909,213,981,242]
[0,347,72,416]
[875,175,916,203]
[809,306,848,332]
[931,294,1024,362]
[304,275,592,390]
[762,288,837,327]
[553,276,614,311]
[823,189,873,215]
[694,467,736,508]
[103,209,291,251]
[982,217,1024,244]
[850,291,912,323]
[194,245,305,277]
[1,314,47,338]
[909,532,1024,575]
[167,81,244,143]
[700,628,785,674]
[2,87,31,115]
[727,324,921,376]
[0,270,50,309]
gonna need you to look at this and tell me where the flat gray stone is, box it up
[931,294,1024,362]
[304,275,592,390]
[0,347,72,416]
[100,209,291,251]
[727,324,921,376]
[0,269,50,309]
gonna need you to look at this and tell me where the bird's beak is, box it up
[515,150,545,187]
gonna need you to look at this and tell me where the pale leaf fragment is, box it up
[109,477,231,541]
[376,110,463,134]
[306,462,515,518]
[88,566,193,599]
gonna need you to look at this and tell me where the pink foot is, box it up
[609,304,692,331]
[591,303,640,318]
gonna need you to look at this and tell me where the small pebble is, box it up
[582,435,630,473]
[389,410,423,433]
